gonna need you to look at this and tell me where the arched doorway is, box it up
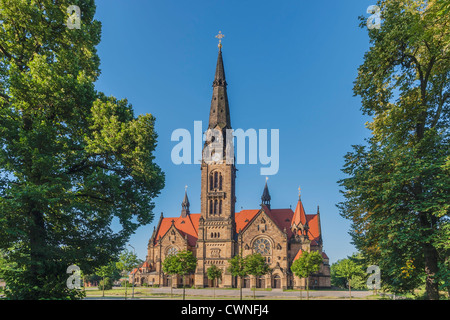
[272,275,281,289]
[243,276,251,288]
[256,276,265,288]
[163,274,171,287]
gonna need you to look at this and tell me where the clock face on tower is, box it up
[253,238,271,255]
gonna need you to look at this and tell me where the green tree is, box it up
[333,258,365,300]
[206,264,222,299]
[116,249,141,300]
[95,262,116,298]
[0,0,164,299]
[331,253,368,291]
[227,254,248,300]
[339,0,450,300]
[162,250,197,300]
[244,253,270,299]
[290,251,323,300]
[162,253,178,298]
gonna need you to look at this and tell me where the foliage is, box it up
[290,251,323,280]
[331,254,367,290]
[339,0,450,300]
[162,250,197,278]
[0,0,164,299]
[162,250,197,300]
[206,264,222,299]
[290,251,323,299]
[206,264,222,285]
[244,253,271,278]
[333,257,365,299]
[244,253,270,299]
[116,249,141,275]
[227,254,247,300]
[98,277,113,291]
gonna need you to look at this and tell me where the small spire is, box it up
[261,177,271,208]
[181,186,190,217]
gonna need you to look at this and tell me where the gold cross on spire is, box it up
[298,186,301,198]
[215,31,225,49]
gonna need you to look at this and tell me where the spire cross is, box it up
[298,186,301,198]
[215,31,225,49]
[185,185,188,192]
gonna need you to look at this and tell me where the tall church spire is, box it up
[208,41,231,130]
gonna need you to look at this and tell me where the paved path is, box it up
[150,287,373,299]
[85,287,376,300]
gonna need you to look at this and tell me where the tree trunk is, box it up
[183,275,186,300]
[240,276,242,300]
[423,241,440,300]
[125,276,128,300]
[306,277,309,300]
[29,206,46,296]
[348,279,352,300]
[102,276,105,297]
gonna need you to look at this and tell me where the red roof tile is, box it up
[154,214,201,247]
[292,199,307,227]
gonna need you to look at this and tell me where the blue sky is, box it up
[93,0,376,264]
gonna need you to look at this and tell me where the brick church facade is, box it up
[130,44,331,290]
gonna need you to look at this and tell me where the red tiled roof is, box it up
[235,209,259,233]
[292,199,307,227]
[306,214,320,244]
[154,214,200,247]
[153,206,321,248]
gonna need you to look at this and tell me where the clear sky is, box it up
[93,0,376,265]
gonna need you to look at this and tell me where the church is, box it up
[130,37,331,290]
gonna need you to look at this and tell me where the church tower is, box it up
[195,36,236,288]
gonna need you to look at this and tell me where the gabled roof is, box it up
[153,213,200,247]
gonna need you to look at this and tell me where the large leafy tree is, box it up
[331,256,366,300]
[0,0,164,299]
[227,254,247,300]
[244,253,270,299]
[290,251,323,300]
[162,250,197,300]
[339,0,449,300]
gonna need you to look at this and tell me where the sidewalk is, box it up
[132,287,375,299]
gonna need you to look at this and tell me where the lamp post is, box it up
[129,244,136,299]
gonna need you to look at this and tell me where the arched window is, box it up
[214,199,218,214]
[209,200,213,215]
[214,172,218,189]
[209,171,223,191]
[219,200,222,215]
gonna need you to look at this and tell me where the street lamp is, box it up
[129,244,136,299]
